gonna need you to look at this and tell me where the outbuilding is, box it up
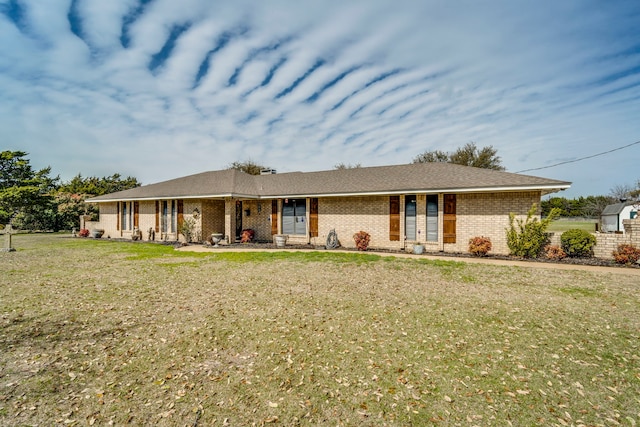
[601,200,639,233]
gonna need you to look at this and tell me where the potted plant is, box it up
[412,242,424,255]
[274,234,288,248]
[90,229,104,238]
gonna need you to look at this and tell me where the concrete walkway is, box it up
[176,245,640,276]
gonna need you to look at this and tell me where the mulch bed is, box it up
[193,240,640,269]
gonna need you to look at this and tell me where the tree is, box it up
[227,160,271,176]
[413,142,505,170]
[0,151,58,227]
[56,174,141,231]
[609,183,634,201]
[57,173,140,196]
[541,195,614,218]
[629,179,640,199]
[412,150,449,164]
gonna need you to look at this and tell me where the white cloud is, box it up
[0,0,639,197]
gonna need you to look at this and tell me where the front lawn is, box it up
[1,234,638,425]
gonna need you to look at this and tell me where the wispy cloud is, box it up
[0,0,639,197]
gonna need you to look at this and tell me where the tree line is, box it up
[1,151,140,231]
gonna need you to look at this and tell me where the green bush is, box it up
[506,204,560,258]
[560,229,596,258]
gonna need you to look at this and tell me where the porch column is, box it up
[224,197,235,244]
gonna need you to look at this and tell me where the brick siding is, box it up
[91,191,542,254]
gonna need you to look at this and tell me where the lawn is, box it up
[547,219,598,233]
[1,234,639,426]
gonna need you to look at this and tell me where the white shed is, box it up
[601,201,638,232]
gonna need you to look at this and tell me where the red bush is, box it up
[353,230,370,251]
[612,244,640,265]
[544,244,567,260]
[468,236,492,256]
[78,229,90,237]
[240,229,255,243]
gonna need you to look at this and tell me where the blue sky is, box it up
[1,0,639,198]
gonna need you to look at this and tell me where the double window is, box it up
[282,199,306,235]
[119,201,136,231]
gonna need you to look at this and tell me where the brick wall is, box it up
[239,200,272,242]
[314,195,404,250]
[549,219,640,260]
[446,191,541,255]
[202,200,225,241]
[91,191,544,253]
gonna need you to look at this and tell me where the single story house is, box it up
[601,201,639,233]
[86,162,571,254]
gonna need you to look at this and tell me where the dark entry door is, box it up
[235,200,243,241]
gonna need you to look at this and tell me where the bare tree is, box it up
[609,183,634,201]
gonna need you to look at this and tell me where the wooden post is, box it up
[2,224,15,252]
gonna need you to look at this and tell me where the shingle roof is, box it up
[87,163,571,202]
[601,201,637,216]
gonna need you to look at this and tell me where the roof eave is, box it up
[259,184,571,199]
[87,193,261,203]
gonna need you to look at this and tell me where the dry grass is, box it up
[1,234,639,426]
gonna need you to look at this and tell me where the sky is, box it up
[1,0,639,198]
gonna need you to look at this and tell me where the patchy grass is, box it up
[1,234,640,426]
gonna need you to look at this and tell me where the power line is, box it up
[515,139,640,173]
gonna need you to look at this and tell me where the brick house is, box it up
[86,163,570,254]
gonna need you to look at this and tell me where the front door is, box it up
[235,200,243,241]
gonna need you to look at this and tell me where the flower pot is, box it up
[413,244,424,255]
[91,229,104,239]
[274,234,288,248]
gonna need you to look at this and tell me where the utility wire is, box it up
[515,139,640,173]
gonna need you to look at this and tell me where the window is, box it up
[426,195,438,242]
[128,202,133,230]
[121,202,128,230]
[161,201,168,233]
[405,195,417,241]
[171,200,176,233]
[282,199,306,235]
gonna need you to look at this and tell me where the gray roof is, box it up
[87,162,571,202]
[601,201,637,216]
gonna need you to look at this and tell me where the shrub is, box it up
[612,244,640,265]
[353,230,370,251]
[179,217,197,242]
[468,236,492,256]
[506,204,560,258]
[240,229,255,243]
[544,244,567,260]
[78,228,90,237]
[560,229,596,258]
